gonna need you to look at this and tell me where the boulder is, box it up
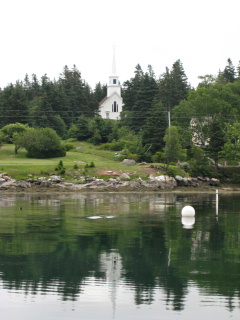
[122,159,136,166]
[0,180,16,189]
[119,173,130,180]
[209,178,220,186]
[16,181,31,188]
[48,175,62,183]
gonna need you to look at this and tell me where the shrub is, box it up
[152,152,164,163]
[188,165,216,178]
[55,160,66,174]
[166,165,189,178]
[64,143,74,151]
[22,127,66,158]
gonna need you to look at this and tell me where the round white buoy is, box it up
[181,205,195,217]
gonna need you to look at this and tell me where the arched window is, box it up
[112,101,118,112]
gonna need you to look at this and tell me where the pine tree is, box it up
[159,60,190,112]
[141,101,168,154]
[1,82,29,126]
[131,72,158,133]
[123,65,158,133]
[217,58,236,83]
[207,119,225,166]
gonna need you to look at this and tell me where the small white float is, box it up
[181,205,195,217]
[87,215,103,219]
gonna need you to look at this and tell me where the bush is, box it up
[152,152,164,163]
[55,160,66,174]
[22,127,66,158]
[188,165,217,178]
[166,165,189,178]
[64,143,74,151]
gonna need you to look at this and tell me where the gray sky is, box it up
[1,0,239,89]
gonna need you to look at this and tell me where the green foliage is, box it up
[188,145,208,165]
[88,129,102,145]
[152,151,164,163]
[55,160,66,174]
[163,126,185,164]
[217,167,240,183]
[22,127,66,158]
[221,122,240,161]
[141,100,168,154]
[98,140,134,151]
[206,118,225,166]
[159,60,190,112]
[166,165,188,178]
[0,122,29,143]
[122,65,158,133]
[63,143,74,151]
[188,165,217,178]
[0,122,30,154]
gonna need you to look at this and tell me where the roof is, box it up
[99,96,108,106]
[99,92,123,106]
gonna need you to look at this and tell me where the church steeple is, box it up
[99,46,123,120]
[108,46,120,96]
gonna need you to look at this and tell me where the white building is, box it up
[99,48,123,120]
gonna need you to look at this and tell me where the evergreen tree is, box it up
[59,65,88,121]
[141,100,168,154]
[1,82,29,126]
[93,82,107,105]
[237,61,240,80]
[122,64,144,113]
[217,58,236,83]
[163,126,183,164]
[206,118,225,166]
[159,60,190,113]
[123,65,158,133]
[75,115,91,141]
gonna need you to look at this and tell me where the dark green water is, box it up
[0,192,239,319]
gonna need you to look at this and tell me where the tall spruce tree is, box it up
[159,59,190,113]
[217,58,236,83]
[122,65,158,133]
[141,100,168,154]
[59,65,88,121]
[1,82,29,126]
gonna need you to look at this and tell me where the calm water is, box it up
[0,191,240,320]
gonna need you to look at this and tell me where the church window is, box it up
[106,112,109,119]
[113,79,117,84]
[112,101,118,112]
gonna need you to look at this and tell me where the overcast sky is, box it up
[1,0,239,89]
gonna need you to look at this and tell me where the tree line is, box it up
[1,58,240,166]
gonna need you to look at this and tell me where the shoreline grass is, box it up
[0,142,150,181]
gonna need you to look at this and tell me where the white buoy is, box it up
[181,205,195,217]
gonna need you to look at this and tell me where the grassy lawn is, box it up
[0,142,150,181]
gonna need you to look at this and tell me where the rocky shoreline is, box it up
[1,172,235,193]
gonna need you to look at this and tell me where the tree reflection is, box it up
[0,192,239,312]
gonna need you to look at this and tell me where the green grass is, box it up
[0,142,152,181]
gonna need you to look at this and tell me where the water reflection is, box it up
[0,192,239,319]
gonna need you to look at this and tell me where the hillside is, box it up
[0,142,165,182]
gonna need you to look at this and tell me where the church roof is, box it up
[99,96,108,106]
[99,92,122,106]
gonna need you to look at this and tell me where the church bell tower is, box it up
[99,47,123,120]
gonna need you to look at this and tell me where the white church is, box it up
[99,48,123,120]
